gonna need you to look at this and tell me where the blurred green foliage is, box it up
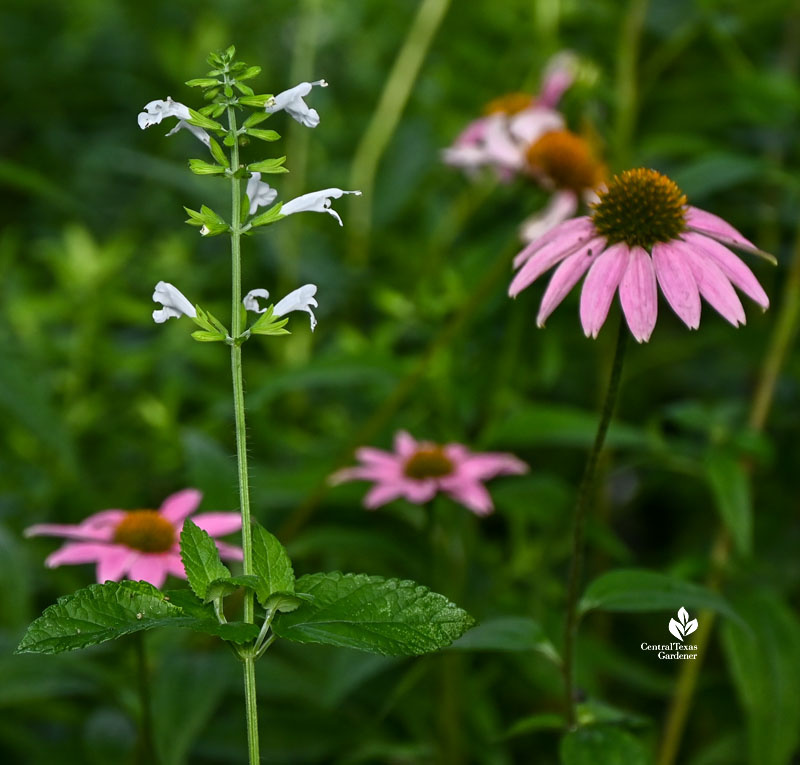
[2,0,800,762]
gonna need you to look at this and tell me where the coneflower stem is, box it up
[562,318,628,728]
[134,632,158,764]
[226,89,260,765]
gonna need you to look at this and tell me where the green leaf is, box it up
[704,449,752,556]
[237,65,262,81]
[191,330,226,343]
[185,78,220,88]
[204,575,263,603]
[183,206,204,226]
[187,159,225,176]
[263,591,310,615]
[243,111,272,128]
[251,524,295,606]
[579,569,741,624]
[247,156,288,174]
[272,572,474,656]
[449,616,560,664]
[560,726,650,765]
[187,108,222,131]
[234,81,254,96]
[722,592,800,765]
[246,128,280,142]
[207,138,229,168]
[179,519,231,601]
[249,202,284,228]
[239,94,274,108]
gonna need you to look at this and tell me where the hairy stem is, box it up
[562,319,628,727]
[226,92,260,765]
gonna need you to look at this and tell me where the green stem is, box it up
[134,632,158,764]
[226,90,260,765]
[562,319,628,728]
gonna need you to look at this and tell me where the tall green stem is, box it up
[562,320,628,727]
[226,95,260,765]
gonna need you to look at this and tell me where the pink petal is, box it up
[685,207,755,249]
[508,106,564,145]
[355,447,399,467]
[483,114,524,170]
[449,453,528,481]
[652,242,701,329]
[96,547,135,582]
[25,510,125,542]
[364,482,406,509]
[165,554,188,578]
[403,480,438,505]
[579,243,629,338]
[514,216,594,267]
[519,191,579,244]
[452,116,489,148]
[510,229,600,298]
[536,243,605,326]
[537,54,575,108]
[445,481,495,516]
[191,512,242,537]
[619,246,658,343]
[214,541,243,561]
[127,555,168,588]
[393,431,418,458]
[46,542,112,568]
[681,232,769,309]
[159,489,202,524]
[678,242,746,327]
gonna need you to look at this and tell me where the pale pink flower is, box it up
[25,490,242,589]
[509,168,772,343]
[442,52,575,177]
[330,431,528,516]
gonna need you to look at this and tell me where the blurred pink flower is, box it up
[442,52,576,177]
[25,490,242,589]
[509,168,771,343]
[331,432,528,516]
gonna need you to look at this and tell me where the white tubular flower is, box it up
[246,172,278,215]
[281,188,361,226]
[138,97,210,146]
[265,80,328,128]
[152,281,197,324]
[243,285,319,331]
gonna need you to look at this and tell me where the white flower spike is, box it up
[152,281,197,324]
[138,97,210,147]
[281,188,362,227]
[243,285,319,331]
[245,172,278,215]
[265,80,328,128]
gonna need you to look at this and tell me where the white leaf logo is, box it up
[668,607,698,642]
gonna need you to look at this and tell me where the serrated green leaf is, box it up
[272,572,474,656]
[207,138,229,168]
[16,581,181,653]
[449,616,560,664]
[250,202,284,228]
[239,94,273,108]
[247,156,288,174]
[246,128,280,142]
[264,591,311,614]
[704,449,752,556]
[180,520,231,600]
[182,619,259,643]
[186,78,220,88]
[187,108,222,131]
[188,159,225,176]
[251,524,295,606]
[578,569,741,624]
[560,726,650,765]
[243,111,272,128]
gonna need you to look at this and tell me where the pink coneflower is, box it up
[509,168,772,342]
[25,489,242,589]
[442,53,576,177]
[331,431,528,516]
